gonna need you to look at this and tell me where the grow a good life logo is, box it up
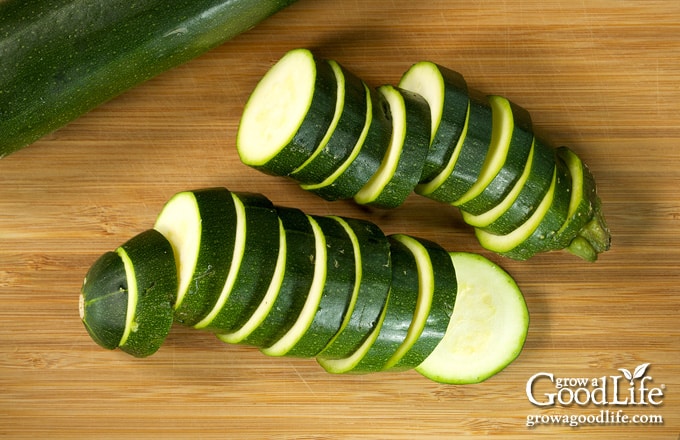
[525,362,666,428]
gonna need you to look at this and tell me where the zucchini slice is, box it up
[463,138,556,235]
[233,207,317,347]
[153,188,237,326]
[80,229,176,358]
[382,234,456,371]
[454,96,533,214]
[353,85,431,208]
[214,215,287,345]
[258,216,337,357]
[416,92,493,202]
[416,252,528,384]
[301,86,392,201]
[337,237,421,373]
[236,48,338,176]
[193,193,280,333]
[398,61,469,183]
[551,146,596,249]
[289,62,369,185]
[282,215,357,357]
[317,216,392,360]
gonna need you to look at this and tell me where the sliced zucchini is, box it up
[281,215,357,357]
[551,146,596,249]
[398,61,469,183]
[317,216,391,360]
[382,234,456,371]
[232,207,317,347]
[316,291,391,374]
[353,85,431,208]
[193,193,280,333]
[236,48,338,176]
[454,96,533,214]
[153,188,237,326]
[416,92,493,202]
[416,252,528,384]
[214,215,287,345]
[301,85,393,201]
[80,229,176,358]
[495,159,571,260]
[339,236,421,373]
[463,138,556,235]
[259,215,331,357]
[289,61,369,185]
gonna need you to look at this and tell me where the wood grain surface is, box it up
[1,1,679,438]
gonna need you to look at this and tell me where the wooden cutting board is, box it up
[1,1,679,438]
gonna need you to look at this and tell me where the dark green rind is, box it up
[169,188,237,326]
[386,235,457,371]
[456,100,534,215]
[302,86,393,201]
[354,86,431,209]
[317,217,392,360]
[399,62,469,184]
[480,138,556,235]
[283,215,357,358]
[80,251,129,350]
[499,158,572,260]
[347,237,420,373]
[244,58,339,176]
[418,92,493,203]
[117,229,177,358]
[289,62,369,185]
[0,0,299,158]
[195,193,280,333]
[240,207,316,348]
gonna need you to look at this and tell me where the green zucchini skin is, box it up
[195,193,281,333]
[289,63,369,185]
[303,87,393,201]
[0,0,298,158]
[385,235,457,371]
[399,62,469,184]
[283,215,357,357]
[472,138,557,236]
[80,229,177,358]
[347,237,421,373]
[239,207,317,348]
[419,92,493,203]
[317,217,392,360]
[456,100,534,215]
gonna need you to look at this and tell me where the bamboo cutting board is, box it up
[1,1,679,438]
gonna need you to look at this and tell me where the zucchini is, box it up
[353,85,431,209]
[79,229,176,357]
[193,193,280,333]
[225,207,317,347]
[0,0,298,158]
[301,86,392,201]
[236,49,611,261]
[289,62,369,185]
[416,252,528,384]
[153,188,237,326]
[382,234,456,371]
[317,216,391,360]
[237,49,338,176]
[81,187,530,382]
[398,61,469,183]
[453,96,533,215]
[415,91,493,203]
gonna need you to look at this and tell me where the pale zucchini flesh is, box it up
[416,252,528,384]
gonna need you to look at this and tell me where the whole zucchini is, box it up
[0,0,298,158]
